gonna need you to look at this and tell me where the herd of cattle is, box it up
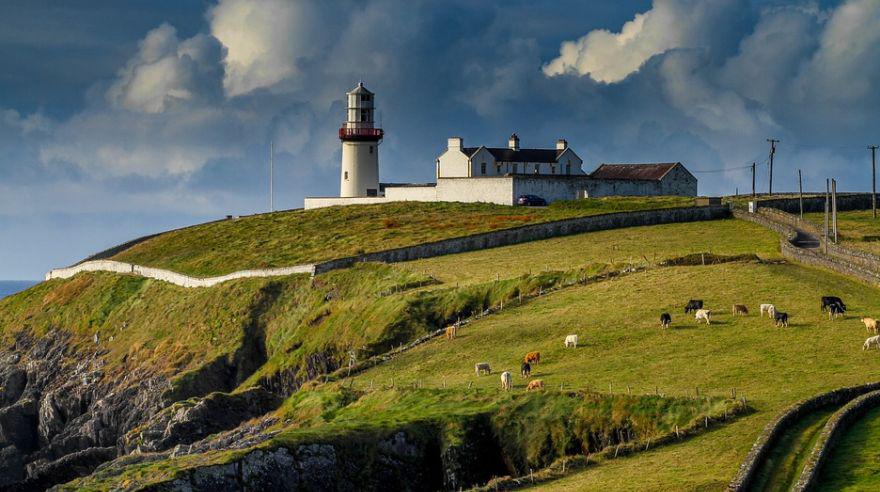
[463,295,880,391]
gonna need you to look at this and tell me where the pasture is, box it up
[350,261,880,490]
[110,197,693,276]
[817,405,880,490]
[805,209,880,257]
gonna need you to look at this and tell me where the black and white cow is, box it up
[660,313,672,329]
[684,300,704,314]
[774,311,790,327]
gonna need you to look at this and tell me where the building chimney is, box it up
[448,137,463,151]
[556,139,568,151]
[508,133,520,151]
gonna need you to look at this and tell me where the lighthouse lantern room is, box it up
[339,82,383,197]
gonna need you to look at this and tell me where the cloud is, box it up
[106,24,225,113]
[208,0,336,97]
[542,0,745,83]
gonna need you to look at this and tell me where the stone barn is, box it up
[586,163,697,197]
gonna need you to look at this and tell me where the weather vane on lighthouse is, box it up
[339,82,383,197]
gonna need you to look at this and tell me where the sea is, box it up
[0,280,38,300]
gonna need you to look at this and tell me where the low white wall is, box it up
[384,186,437,201]
[45,260,315,288]
[303,196,390,210]
[434,177,514,205]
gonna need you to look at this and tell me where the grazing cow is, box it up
[526,379,545,391]
[695,309,712,325]
[829,303,846,320]
[822,296,846,312]
[475,362,491,375]
[732,304,749,316]
[564,334,579,348]
[660,313,672,329]
[864,335,880,350]
[861,317,878,334]
[501,371,512,390]
[445,325,457,340]
[760,304,776,318]
[521,362,531,377]
[774,311,789,328]
[524,352,541,365]
[685,300,704,314]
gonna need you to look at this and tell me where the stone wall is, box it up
[728,382,880,491]
[750,193,876,214]
[303,196,391,210]
[792,389,880,491]
[47,206,730,287]
[314,205,731,274]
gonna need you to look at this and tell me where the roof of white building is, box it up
[461,147,568,163]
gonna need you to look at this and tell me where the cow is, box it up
[501,371,512,390]
[564,334,578,348]
[524,352,540,365]
[695,309,711,325]
[445,325,457,340]
[732,304,749,316]
[774,311,789,328]
[475,362,491,375]
[760,304,776,318]
[864,335,880,350]
[822,296,846,312]
[861,317,878,335]
[526,379,545,391]
[829,303,846,320]
[521,362,531,377]
[685,300,704,314]
[660,313,672,329]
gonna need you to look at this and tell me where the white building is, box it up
[303,84,697,210]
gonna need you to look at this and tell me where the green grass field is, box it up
[109,197,695,276]
[348,261,880,490]
[816,406,880,491]
[805,209,880,257]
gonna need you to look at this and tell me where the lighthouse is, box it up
[339,82,383,197]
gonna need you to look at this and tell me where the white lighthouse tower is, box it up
[339,82,383,197]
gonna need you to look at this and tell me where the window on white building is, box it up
[566,164,571,174]
[513,163,518,173]
[480,162,486,175]
[369,145,373,154]
[496,164,502,174]
[344,171,349,180]
[551,165,556,174]
[534,164,539,174]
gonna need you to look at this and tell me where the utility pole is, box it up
[269,141,275,212]
[870,145,878,219]
[824,179,829,253]
[798,169,803,219]
[832,178,838,244]
[767,139,779,195]
[751,162,756,197]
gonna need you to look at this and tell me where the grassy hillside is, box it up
[347,261,880,490]
[816,405,880,490]
[805,209,880,257]
[109,197,694,276]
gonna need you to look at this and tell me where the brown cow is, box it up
[526,379,545,391]
[523,351,540,365]
[861,317,878,335]
[732,304,748,316]
[445,325,457,340]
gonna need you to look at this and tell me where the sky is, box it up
[1,0,879,279]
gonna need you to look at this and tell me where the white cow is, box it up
[564,334,578,348]
[695,309,712,325]
[864,335,880,351]
[501,371,512,390]
[760,304,776,318]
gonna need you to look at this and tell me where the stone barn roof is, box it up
[590,163,685,181]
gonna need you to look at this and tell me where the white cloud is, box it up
[106,24,224,113]
[208,0,333,97]
[542,0,742,83]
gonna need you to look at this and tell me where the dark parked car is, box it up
[516,194,547,206]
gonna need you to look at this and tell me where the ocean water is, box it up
[0,280,38,300]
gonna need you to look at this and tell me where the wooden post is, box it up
[871,145,878,219]
[798,169,803,219]
[832,178,838,243]
[824,179,830,253]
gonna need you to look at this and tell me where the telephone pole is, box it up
[751,162,756,197]
[798,169,803,219]
[832,178,838,243]
[824,179,830,253]
[767,139,779,195]
[269,141,275,212]
[870,145,878,219]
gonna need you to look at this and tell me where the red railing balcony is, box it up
[339,126,384,140]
